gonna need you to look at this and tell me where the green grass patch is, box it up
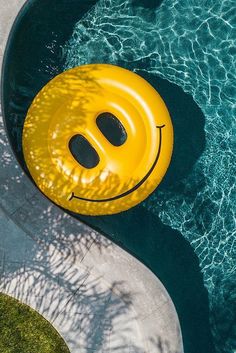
[0,293,70,353]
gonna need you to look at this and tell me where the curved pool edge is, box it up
[0,1,184,352]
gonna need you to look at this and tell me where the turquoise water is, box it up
[63,1,236,352]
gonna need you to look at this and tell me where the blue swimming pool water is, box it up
[63,1,236,352]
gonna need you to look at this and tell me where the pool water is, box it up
[2,0,235,353]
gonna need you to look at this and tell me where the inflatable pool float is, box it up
[23,64,173,215]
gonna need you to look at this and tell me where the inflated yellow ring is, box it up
[23,64,173,215]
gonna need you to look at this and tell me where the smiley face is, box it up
[23,64,173,215]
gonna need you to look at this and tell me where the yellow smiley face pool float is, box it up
[23,64,173,215]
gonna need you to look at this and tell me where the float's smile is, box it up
[68,124,165,203]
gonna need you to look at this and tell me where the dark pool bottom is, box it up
[1,1,216,352]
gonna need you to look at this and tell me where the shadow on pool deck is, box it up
[0,198,143,353]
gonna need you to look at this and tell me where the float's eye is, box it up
[96,112,127,146]
[69,134,99,169]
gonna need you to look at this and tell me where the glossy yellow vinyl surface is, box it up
[23,64,173,215]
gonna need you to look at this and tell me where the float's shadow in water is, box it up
[135,70,206,189]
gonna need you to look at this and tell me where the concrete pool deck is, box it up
[0,1,183,352]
